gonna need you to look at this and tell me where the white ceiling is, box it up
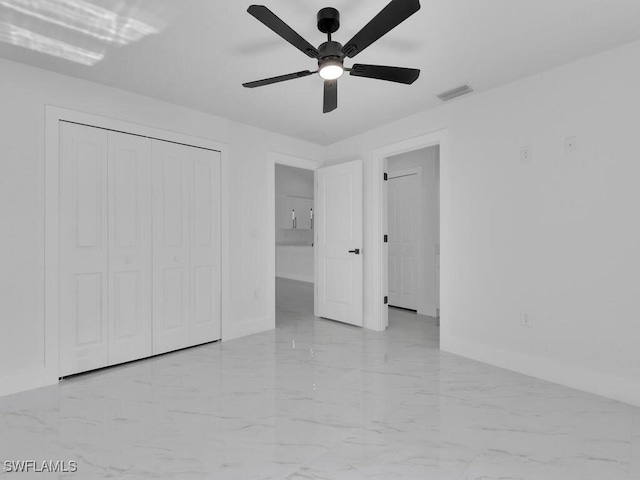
[2,0,640,145]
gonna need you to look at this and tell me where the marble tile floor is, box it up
[1,277,640,479]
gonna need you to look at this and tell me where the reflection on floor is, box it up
[0,277,639,479]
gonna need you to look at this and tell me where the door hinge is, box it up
[383,234,388,243]
[384,296,388,305]
[384,172,388,181]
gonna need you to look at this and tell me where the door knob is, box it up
[348,249,360,255]
[125,257,132,264]
[174,255,180,262]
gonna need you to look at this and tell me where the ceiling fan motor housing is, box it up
[318,41,343,60]
[317,7,340,34]
[318,41,344,70]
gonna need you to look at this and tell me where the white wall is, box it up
[388,146,439,316]
[5,36,640,407]
[275,164,313,245]
[276,246,314,283]
[0,58,324,397]
[325,39,640,407]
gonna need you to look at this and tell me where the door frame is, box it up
[372,129,449,332]
[267,153,321,327]
[44,105,228,385]
[387,167,422,313]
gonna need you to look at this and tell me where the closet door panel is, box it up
[107,131,153,365]
[59,122,109,376]
[153,140,190,354]
[189,148,221,345]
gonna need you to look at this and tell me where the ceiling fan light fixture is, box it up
[243,0,423,112]
[319,59,344,80]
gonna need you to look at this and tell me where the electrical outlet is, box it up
[521,146,532,163]
[565,136,577,154]
[521,310,533,327]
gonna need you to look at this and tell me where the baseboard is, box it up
[441,334,640,408]
[0,368,58,399]
[276,273,314,283]
[222,316,275,342]
[418,304,438,317]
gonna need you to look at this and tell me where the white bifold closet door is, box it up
[152,140,221,355]
[59,122,220,377]
[59,122,109,376]
[107,131,153,365]
[188,147,222,345]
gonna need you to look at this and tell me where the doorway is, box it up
[377,136,442,337]
[268,155,364,330]
[386,146,440,321]
[274,164,316,321]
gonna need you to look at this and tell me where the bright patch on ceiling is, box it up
[0,20,102,64]
[0,0,157,44]
[0,0,169,65]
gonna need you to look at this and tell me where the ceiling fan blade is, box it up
[323,80,337,113]
[350,64,420,84]
[247,5,319,59]
[243,70,315,88]
[341,0,420,58]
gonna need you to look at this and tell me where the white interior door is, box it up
[107,131,153,365]
[388,179,399,307]
[388,173,418,310]
[189,147,221,345]
[316,159,363,326]
[152,140,190,354]
[59,122,109,376]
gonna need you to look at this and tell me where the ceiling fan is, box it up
[242,0,421,113]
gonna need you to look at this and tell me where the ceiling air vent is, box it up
[437,84,473,102]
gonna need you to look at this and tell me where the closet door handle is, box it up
[348,249,360,255]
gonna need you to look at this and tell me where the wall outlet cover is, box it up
[521,310,533,327]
